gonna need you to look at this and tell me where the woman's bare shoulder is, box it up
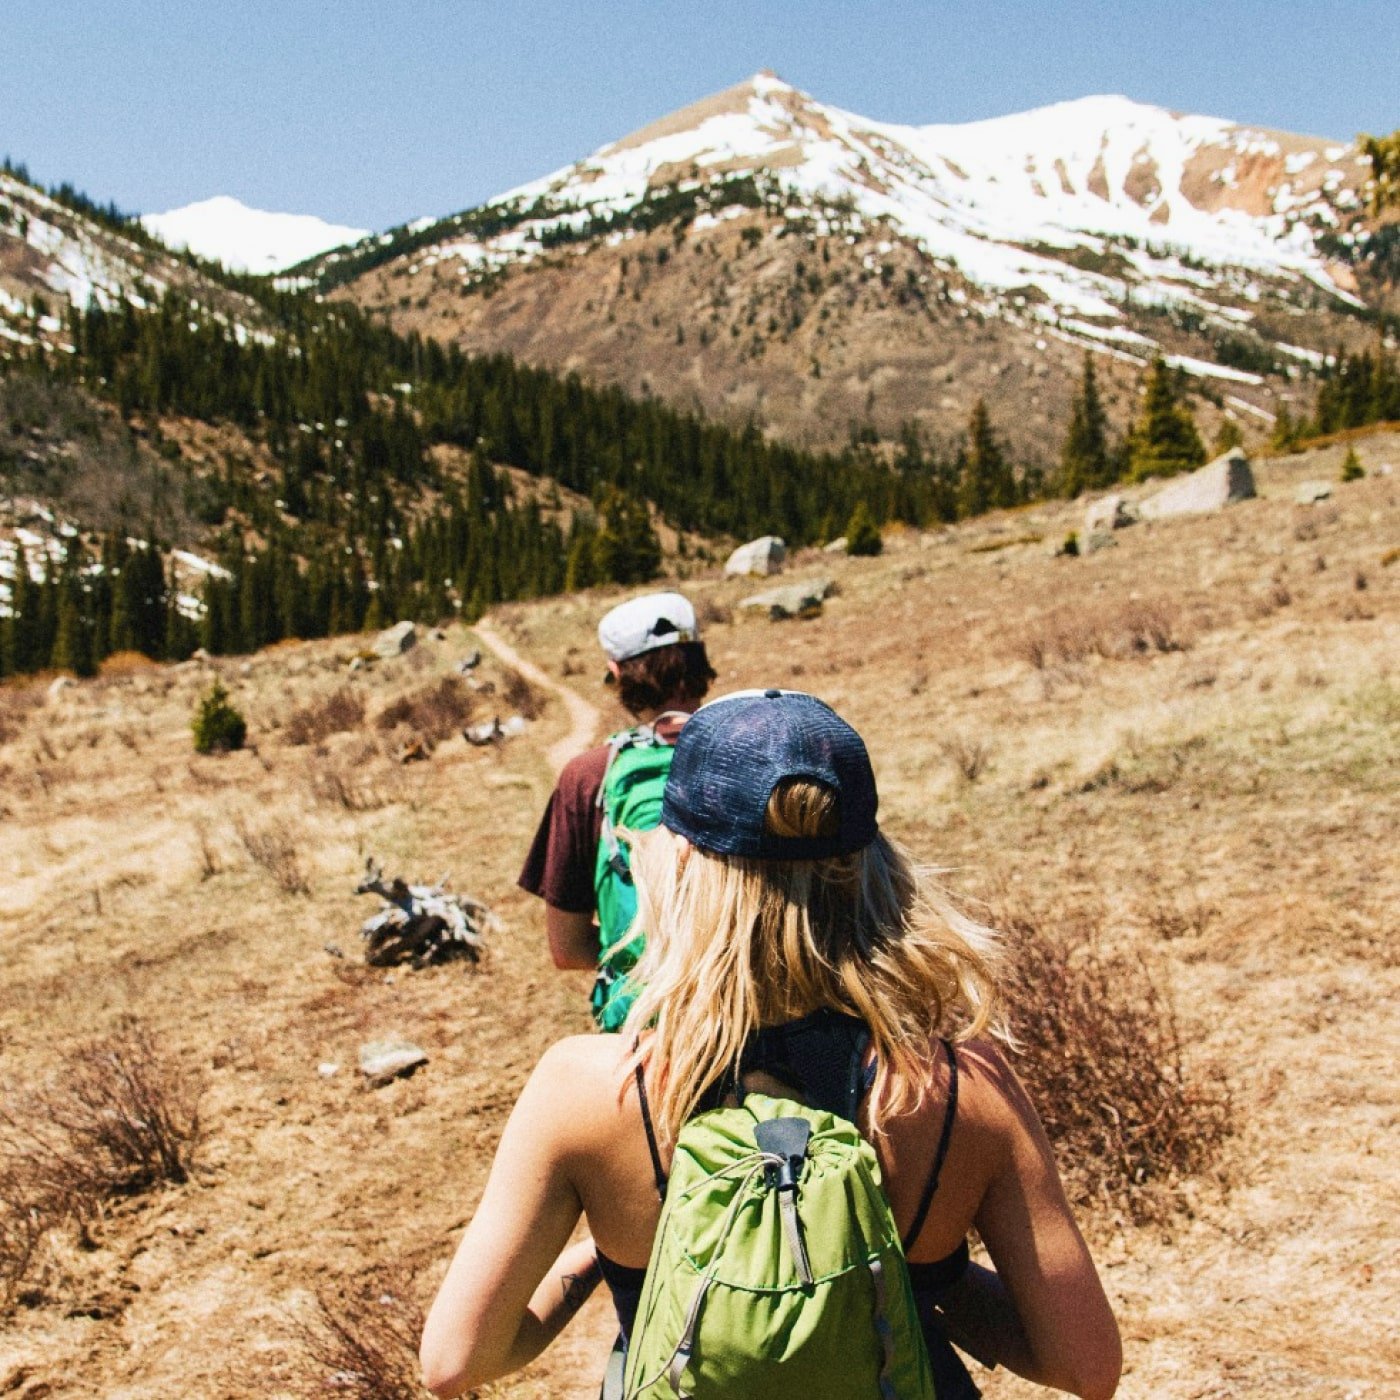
[529,1035,637,1109]
[950,1038,1039,1131]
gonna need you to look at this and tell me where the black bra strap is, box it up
[902,1040,959,1253]
[635,1061,667,1201]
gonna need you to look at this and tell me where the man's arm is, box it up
[546,905,600,970]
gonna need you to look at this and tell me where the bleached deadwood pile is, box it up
[353,858,498,967]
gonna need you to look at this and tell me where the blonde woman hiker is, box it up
[425,690,1121,1399]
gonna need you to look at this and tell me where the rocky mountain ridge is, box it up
[326,72,1385,455]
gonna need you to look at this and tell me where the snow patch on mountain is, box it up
[406,73,1367,345]
[141,196,367,274]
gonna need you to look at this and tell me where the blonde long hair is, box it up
[622,779,1000,1145]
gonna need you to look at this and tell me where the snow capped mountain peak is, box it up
[140,196,367,275]
[435,75,1368,348]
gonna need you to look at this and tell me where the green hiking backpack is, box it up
[591,720,683,1032]
[621,1090,938,1399]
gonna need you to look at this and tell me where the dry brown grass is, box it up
[0,457,1395,1397]
[284,686,367,746]
[996,901,1232,1223]
[0,1020,201,1304]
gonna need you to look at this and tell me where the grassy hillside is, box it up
[0,433,1395,1396]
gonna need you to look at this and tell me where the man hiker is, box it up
[517,590,717,1029]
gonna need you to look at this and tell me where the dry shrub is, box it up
[0,1021,201,1303]
[282,1270,425,1400]
[284,686,366,746]
[0,682,44,745]
[307,761,397,812]
[696,596,732,627]
[98,650,161,678]
[1016,598,1192,669]
[501,666,545,720]
[995,901,1231,1222]
[233,816,311,896]
[941,733,992,782]
[375,676,476,748]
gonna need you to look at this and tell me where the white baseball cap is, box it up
[597,592,700,663]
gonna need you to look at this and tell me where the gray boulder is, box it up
[373,620,417,659]
[358,1039,428,1086]
[1138,448,1255,521]
[739,577,833,620]
[725,536,787,577]
[1295,480,1333,504]
[822,536,849,554]
[1084,494,1137,533]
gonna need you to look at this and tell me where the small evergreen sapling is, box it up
[1340,447,1366,482]
[192,680,246,754]
[844,500,883,556]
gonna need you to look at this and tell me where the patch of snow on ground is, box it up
[1163,353,1263,384]
[172,549,232,580]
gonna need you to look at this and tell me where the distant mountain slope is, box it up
[141,196,367,275]
[0,167,270,347]
[325,72,1382,455]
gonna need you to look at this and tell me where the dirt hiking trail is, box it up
[474,618,602,773]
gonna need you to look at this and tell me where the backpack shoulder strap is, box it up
[901,1040,959,1253]
[634,1061,668,1202]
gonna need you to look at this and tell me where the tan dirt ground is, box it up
[0,435,1396,1398]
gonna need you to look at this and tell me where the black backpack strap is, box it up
[635,1060,668,1201]
[901,1040,959,1253]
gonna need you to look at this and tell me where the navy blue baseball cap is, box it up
[660,689,879,860]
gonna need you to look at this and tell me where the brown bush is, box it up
[284,687,366,746]
[995,901,1232,1223]
[941,733,992,783]
[281,1270,425,1400]
[233,816,311,896]
[307,761,398,812]
[501,666,546,720]
[1015,598,1192,670]
[0,682,43,746]
[98,650,161,678]
[375,676,476,748]
[0,1021,201,1304]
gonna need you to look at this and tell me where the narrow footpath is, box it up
[473,618,602,774]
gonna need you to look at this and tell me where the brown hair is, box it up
[615,641,716,717]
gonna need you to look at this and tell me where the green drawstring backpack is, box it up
[620,1088,938,1399]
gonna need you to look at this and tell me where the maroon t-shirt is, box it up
[517,744,610,914]
[518,716,688,914]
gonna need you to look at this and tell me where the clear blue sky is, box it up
[4,0,1396,231]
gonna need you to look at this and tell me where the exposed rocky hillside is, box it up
[326,73,1386,457]
[0,168,269,348]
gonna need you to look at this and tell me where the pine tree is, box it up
[957,400,1015,519]
[1060,354,1110,497]
[1126,359,1206,482]
[1212,418,1244,455]
[592,488,661,585]
[845,500,883,556]
[1270,405,1301,453]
